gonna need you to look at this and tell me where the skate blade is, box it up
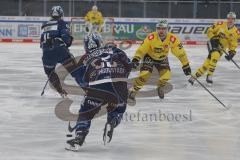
[61,94,68,99]
[65,144,81,152]
[206,83,213,87]
[103,124,111,145]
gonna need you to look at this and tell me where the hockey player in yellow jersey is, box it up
[189,12,239,85]
[128,20,192,105]
[84,5,104,33]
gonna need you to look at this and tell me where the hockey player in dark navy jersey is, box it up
[65,33,132,151]
[40,6,78,97]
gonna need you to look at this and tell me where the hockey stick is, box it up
[41,78,49,96]
[220,49,240,70]
[191,75,229,110]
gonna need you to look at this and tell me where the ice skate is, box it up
[206,75,213,86]
[157,86,164,99]
[127,89,137,106]
[65,131,88,151]
[188,76,196,85]
[103,121,115,145]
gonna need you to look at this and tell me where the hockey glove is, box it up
[85,26,89,32]
[182,64,191,76]
[131,58,140,69]
[225,50,236,61]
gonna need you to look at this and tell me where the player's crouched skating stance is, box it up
[65,33,132,151]
[41,6,78,97]
[128,20,191,105]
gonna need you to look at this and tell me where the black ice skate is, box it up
[206,75,213,85]
[188,76,196,85]
[59,89,68,98]
[157,82,173,99]
[127,90,137,106]
[103,121,115,145]
[65,131,88,151]
[157,86,164,99]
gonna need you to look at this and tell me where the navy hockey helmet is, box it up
[84,33,103,53]
[51,6,64,19]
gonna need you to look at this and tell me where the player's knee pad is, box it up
[134,70,152,88]
[158,69,170,86]
[139,70,152,81]
[211,51,221,62]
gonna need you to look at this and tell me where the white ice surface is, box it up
[0,43,239,160]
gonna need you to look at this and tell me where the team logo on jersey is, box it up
[148,34,154,40]
[237,29,240,35]
[170,36,176,43]
[217,21,223,25]
[164,45,169,48]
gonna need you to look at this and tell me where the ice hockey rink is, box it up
[0,43,239,160]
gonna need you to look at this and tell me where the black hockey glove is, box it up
[210,36,221,49]
[182,64,191,76]
[225,50,236,61]
[131,58,140,69]
[86,26,89,32]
